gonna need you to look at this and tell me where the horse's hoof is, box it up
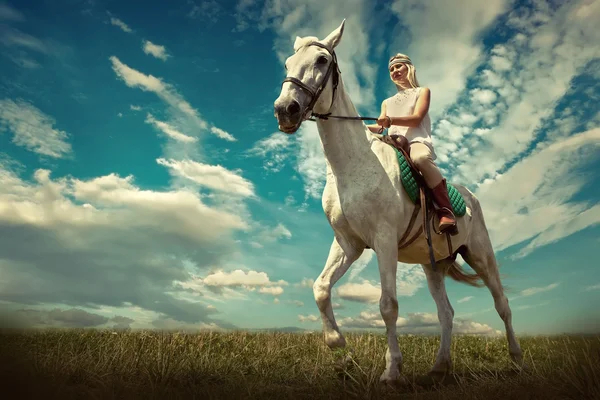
[325,331,346,349]
[379,372,409,387]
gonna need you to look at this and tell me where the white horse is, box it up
[273,20,524,384]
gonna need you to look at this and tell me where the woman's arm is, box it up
[367,99,387,133]
[377,88,431,129]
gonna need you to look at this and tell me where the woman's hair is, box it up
[388,53,420,88]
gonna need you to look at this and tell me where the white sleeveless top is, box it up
[385,87,437,160]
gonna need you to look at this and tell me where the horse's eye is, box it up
[317,56,328,65]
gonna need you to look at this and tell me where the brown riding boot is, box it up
[431,179,457,234]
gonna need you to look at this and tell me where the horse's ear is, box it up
[323,19,345,49]
[293,36,303,52]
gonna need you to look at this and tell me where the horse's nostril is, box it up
[286,101,300,116]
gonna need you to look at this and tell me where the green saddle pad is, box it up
[394,148,466,217]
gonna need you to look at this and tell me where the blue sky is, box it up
[0,0,598,335]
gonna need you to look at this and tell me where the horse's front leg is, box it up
[313,236,362,349]
[374,236,407,385]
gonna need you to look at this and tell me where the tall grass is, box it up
[1,329,598,399]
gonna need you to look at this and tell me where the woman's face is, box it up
[389,62,408,84]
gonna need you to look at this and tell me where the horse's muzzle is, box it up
[274,98,304,134]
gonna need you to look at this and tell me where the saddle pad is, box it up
[395,148,467,217]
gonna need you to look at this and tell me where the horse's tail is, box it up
[446,261,485,288]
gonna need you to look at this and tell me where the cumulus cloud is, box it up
[298,314,319,322]
[142,39,170,61]
[296,278,315,288]
[0,162,249,326]
[157,158,255,197]
[338,311,502,335]
[337,263,426,303]
[0,98,72,158]
[178,269,289,298]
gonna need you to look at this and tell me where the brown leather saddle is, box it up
[368,134,456,270]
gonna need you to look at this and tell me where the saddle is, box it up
[371,134,457,269]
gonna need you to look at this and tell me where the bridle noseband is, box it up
[281,41,340,124]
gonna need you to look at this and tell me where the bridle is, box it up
[280,41,379,129]
[281,41,340,125]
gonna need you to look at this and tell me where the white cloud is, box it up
[210,126,235,141]
[339,311,501,335]
[298,314,319,322]
[584,284,600,292]
[188,0,223,22]
[179,268,288,298]
[347,249,374,281]
[0,98,72,158]
[246,132,296,173]
[390,0,510,118]
[0,163,250,326]
[156,158,255,197]
[109,56,234,142]
[296,278,314,288]
[458,296,474,303]
[471,88,498,105]
[202,269,274,287]
[446,0,600,184]
[142,40,170,61]
[474,128,600,256]
[337,281,380,303]
[259,286,284,296]
[0,2,24,21]
[0,25,51,54]
[338,263,426,303]
[145,114,196,142]
[110,17,132,33]
[518,283,559,297]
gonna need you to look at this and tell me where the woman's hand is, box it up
[377,116,392,128]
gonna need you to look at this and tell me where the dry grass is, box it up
[0,329,599,399]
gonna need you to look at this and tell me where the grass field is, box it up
[1,329,599,399]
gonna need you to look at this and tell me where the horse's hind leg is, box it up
[462,230,524,366]
[313,236,362,349]
[423,261,455,375]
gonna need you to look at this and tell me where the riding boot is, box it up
[430,179,457,235]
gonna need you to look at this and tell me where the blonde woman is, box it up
[368,53,457,234]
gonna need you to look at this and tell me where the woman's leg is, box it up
[409,143,457,234]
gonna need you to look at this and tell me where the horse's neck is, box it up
[316,88,374,180]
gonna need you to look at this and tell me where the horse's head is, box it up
[274,19,346,134]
